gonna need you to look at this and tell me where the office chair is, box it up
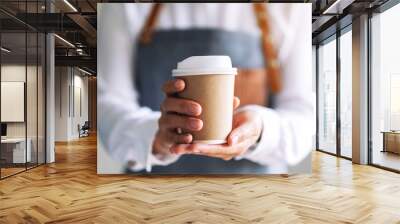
[79,121,90,138]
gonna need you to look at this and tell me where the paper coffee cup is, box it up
[172,56,237,144]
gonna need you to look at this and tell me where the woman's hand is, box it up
[152,79,203,157]
[170,110,263,161]
[153,79,241,158]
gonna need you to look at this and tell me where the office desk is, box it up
[1,138,31,164]
[382,131,400,154]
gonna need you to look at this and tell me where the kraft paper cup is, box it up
[172,56,237,144]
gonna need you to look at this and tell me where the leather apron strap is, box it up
[139,3,163,44]
[138,3,282,94]
[253,3,282,93]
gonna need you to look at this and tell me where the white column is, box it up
[45,0,55,163]
[352,14,369,164]
[46,33,55,163]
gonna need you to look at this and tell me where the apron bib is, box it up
[133,28,273,174]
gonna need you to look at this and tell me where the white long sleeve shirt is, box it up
[98,3,314,173]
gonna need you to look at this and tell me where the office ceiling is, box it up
[0,0,394,74]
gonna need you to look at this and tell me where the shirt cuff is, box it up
[146,149,181,172]
[124,114,180,172]
[234,105,282,166]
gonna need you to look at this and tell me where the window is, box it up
[370,2,400,171]
[340,29,352,158]
[318,37,337,154]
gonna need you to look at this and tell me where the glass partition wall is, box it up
[0,2,46,179]
[316,27,352,159]
[0,31,27,177]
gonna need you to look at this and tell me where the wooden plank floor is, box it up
[1,135,400,224]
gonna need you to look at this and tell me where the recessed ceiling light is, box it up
[63,0,78,12]
[78,67,93,76]
[54,34,75,48]
[1,47,11,53]
[322,0,354,15]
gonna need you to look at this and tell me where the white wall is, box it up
[55,67,69,141]
[72,74,89,138]
[1,65,41,138]
[55,67,89,141]
[1,65,28,141]
[1,65,26,131]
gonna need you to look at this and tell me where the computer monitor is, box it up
[1,123,7,137]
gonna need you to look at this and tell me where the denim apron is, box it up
[133,29,271,174]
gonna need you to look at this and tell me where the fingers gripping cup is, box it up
[172,56,237,144]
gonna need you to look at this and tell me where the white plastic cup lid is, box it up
[172,56,237,77]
